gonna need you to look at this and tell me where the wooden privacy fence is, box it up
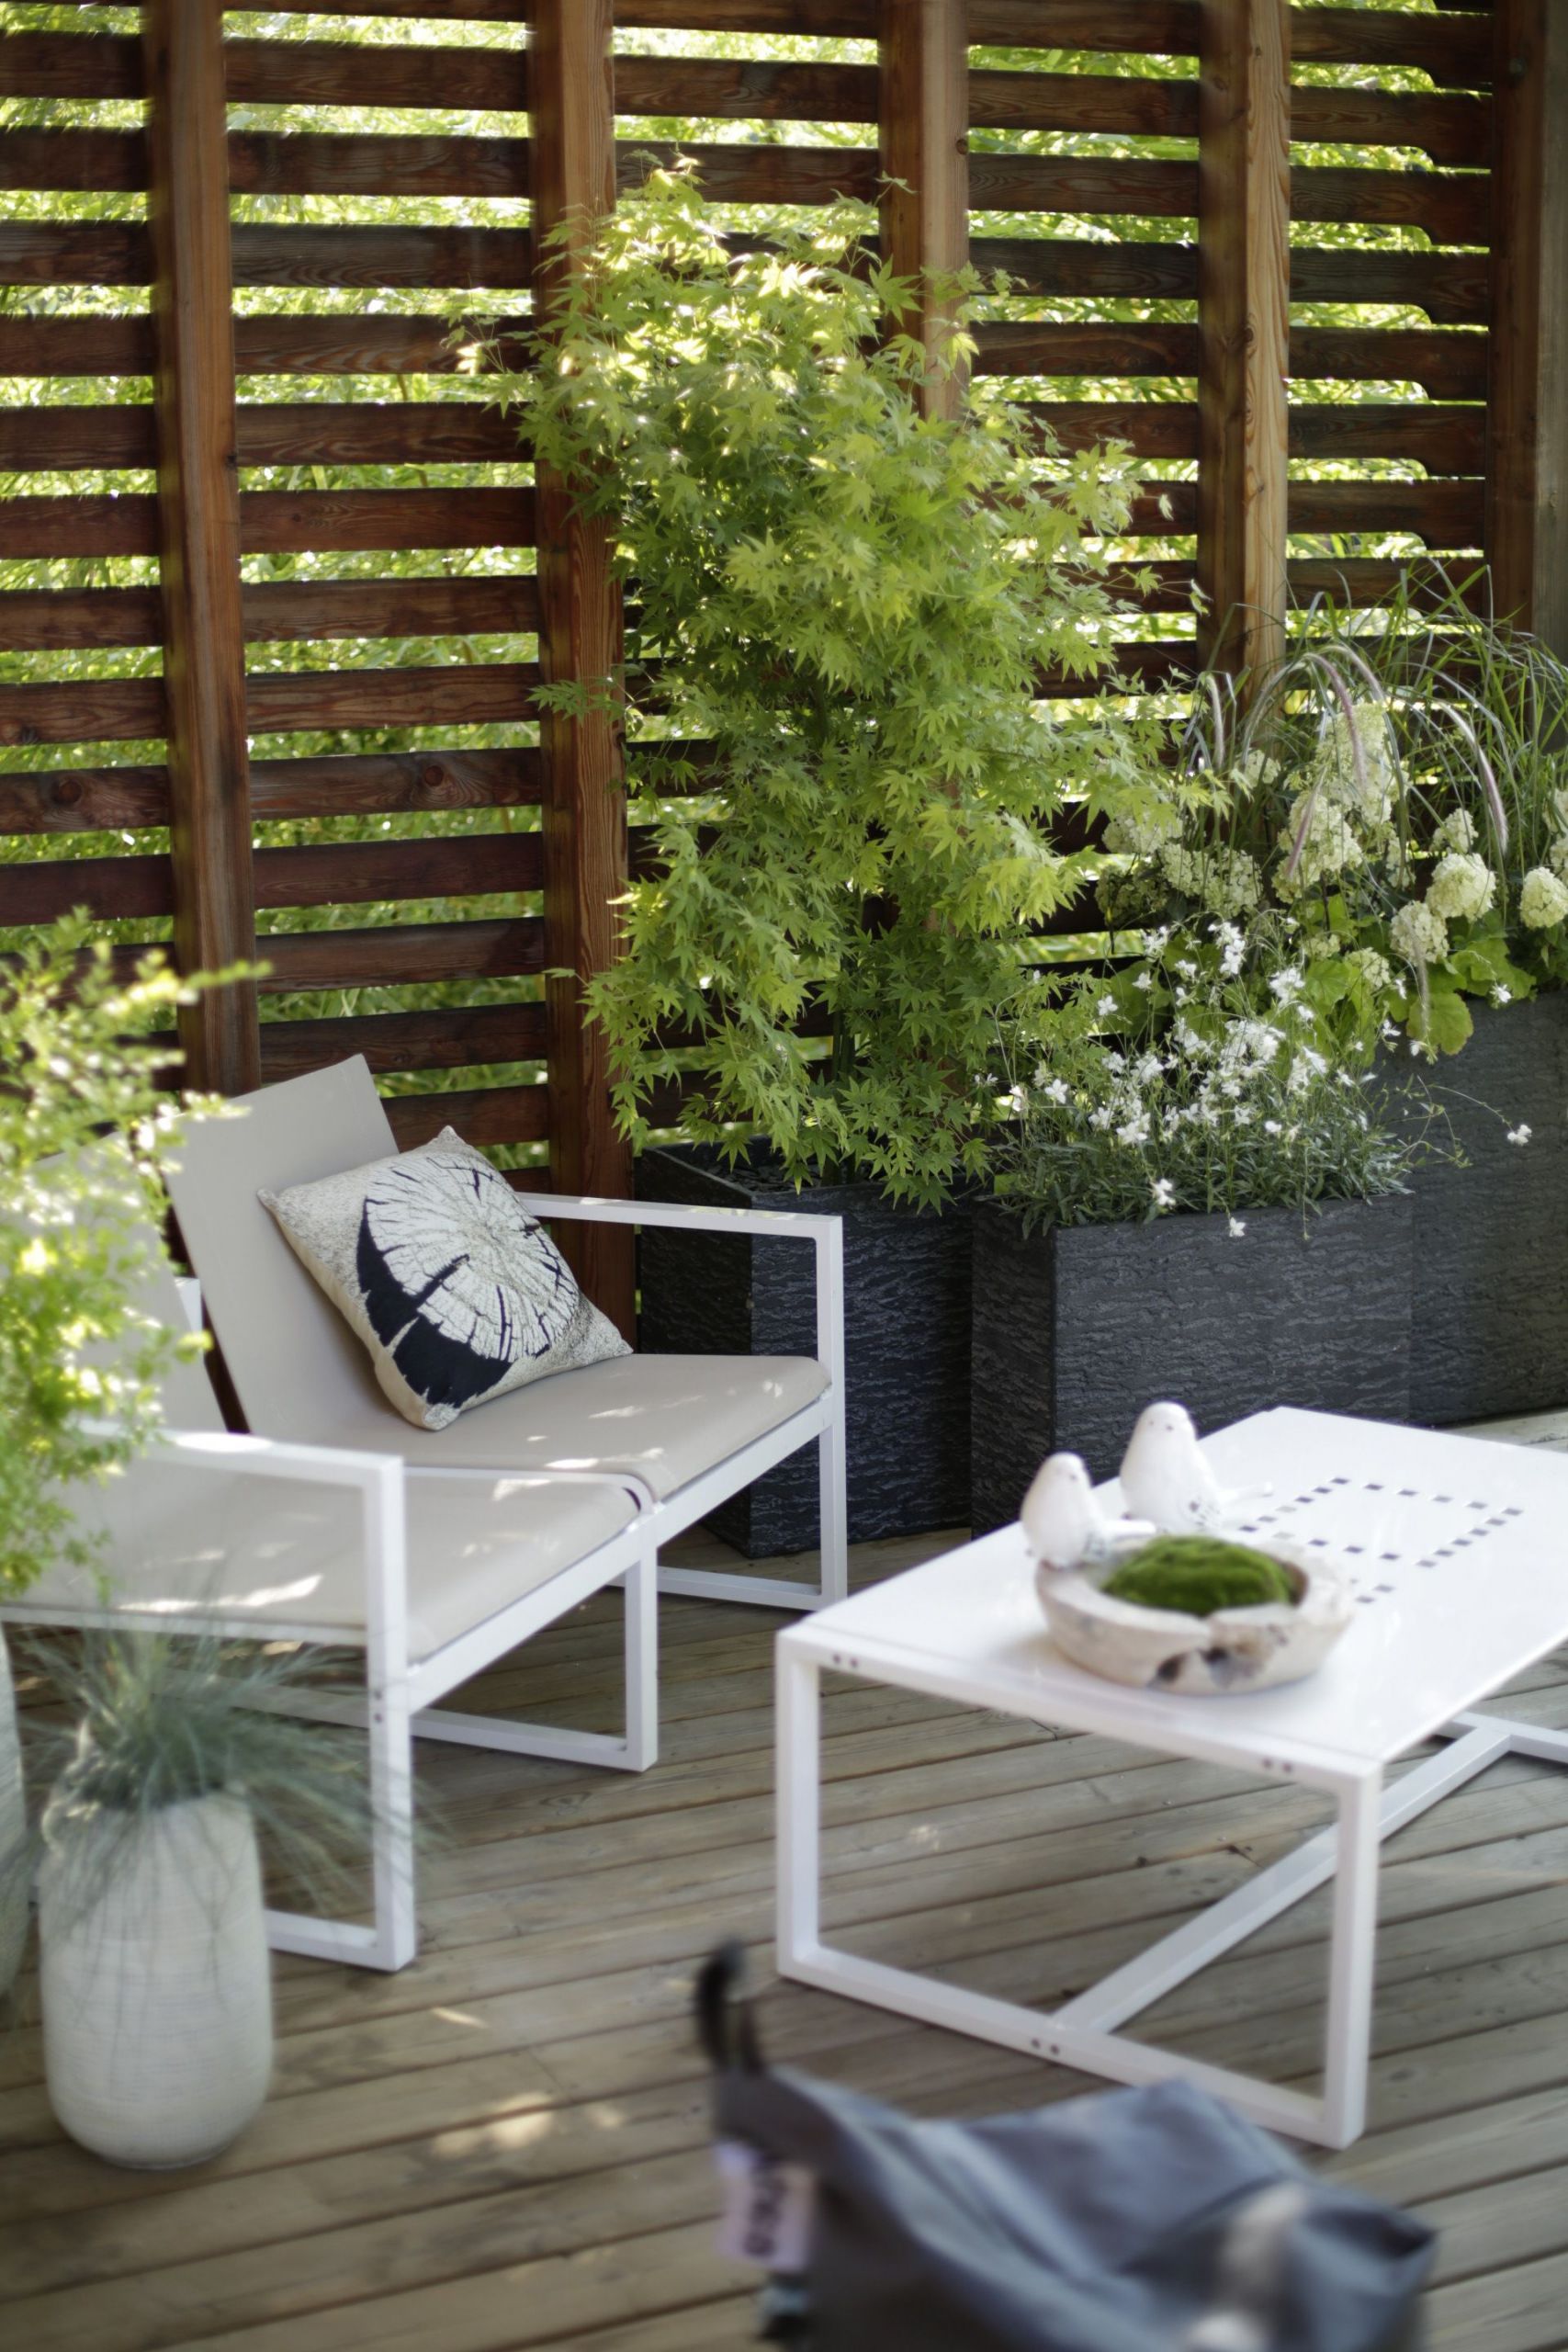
[0,0,1560,1327]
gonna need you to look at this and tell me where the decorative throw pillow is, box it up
[260,1127,629,1431]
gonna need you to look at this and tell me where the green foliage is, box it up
[1087,572,1568,1057]
[13,1628,379,1931]
[0,917,227,1599]
[1102,1534,1297,1616]
[996,921,1429,1230]
[485,164,1155,1204]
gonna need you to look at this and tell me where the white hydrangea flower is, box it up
[1437,808,1476,854]
[1390,899,1450,966]
[1275,793,1364,896]
[1158,843,1261,919]
[1348,946,1393,992]
[1548,835,1568,882]
[1520,866,1568,929]
[1306,704,1396,824]
[1426,852,1495,922]
[1102,805,1179,857]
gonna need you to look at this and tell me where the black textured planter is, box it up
[969,1194,1414,1536]
[637,1145,972,1556]
[1399,991,1568,1425]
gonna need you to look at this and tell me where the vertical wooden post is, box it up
[142,0,259,1093]
[529,0,635,1333]
[878,0,970,422]
[1487,0,1568,651]
[1196,0,1292,681]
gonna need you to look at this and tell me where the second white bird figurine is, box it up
[1020,1452,1106,1573]
[1118,1400,1227,1532]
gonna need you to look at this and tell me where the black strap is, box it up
[694,1939,766,2075]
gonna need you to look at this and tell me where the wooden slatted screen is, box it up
[0,0,1547,1292]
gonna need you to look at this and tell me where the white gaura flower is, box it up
[1133,1053,1164,1087]
[1492,984,1512,1007]
[1211,919,1246,978]
[1268,967,1304,1004]
[1427,851,1495,922]
[1096,993,1118,1016]
[1117,1114,1152,1146]
[1149,1176,1176,1210]
[1520,866,1568,930]
[1040,1077,1070,1104]
[1390,899,1450,966]
[1507,1124,1532,1146]
[1227,1216,1247,1238]
[1134,971,1154,992]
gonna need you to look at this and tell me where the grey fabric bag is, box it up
[698,1948,1432,2352]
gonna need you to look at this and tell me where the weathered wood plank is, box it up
[879,0,970,422]
[383,1082,547,1148]
[1197,0,1292,673]
[257,1002,545,1082]
[247,749,541,820]
[529,0,634,1332]
[143,0,259,1090]
[243,663,537,735]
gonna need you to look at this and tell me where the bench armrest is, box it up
[525,1192,846,1402]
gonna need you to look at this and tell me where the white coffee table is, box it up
[775,1407,1568,2149]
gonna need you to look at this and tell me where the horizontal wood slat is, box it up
[0,663,538,746]
[248,748,541,820]
[0,577,536,654]
[244,662,537,733]
[258,1001,545,1081]
[972,242,1489,324]
[0,588,162,653]
[383,1081,546,1148]
[0,831,539,925]
[251,917,544,992]
[0,401,522,471]
[0,675,164,746]
[0,315,533,378]
[0,489,533,560]
[0,764,169,833]
[1289,478,1485,538]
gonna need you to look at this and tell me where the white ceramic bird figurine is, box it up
[1021,1452,1106,1573]
[1118,1400,1229,1532]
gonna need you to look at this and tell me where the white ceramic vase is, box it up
[0,1627,25,1995]
[39,1791,274,2167]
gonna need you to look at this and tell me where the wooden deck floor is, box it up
[4,1492,1568,2351]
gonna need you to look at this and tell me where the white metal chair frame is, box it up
[4,1430,659,1974]
[4,1194,846,1973]
[523,1191,849,1613]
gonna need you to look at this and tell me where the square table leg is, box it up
[777,1644,822,1967]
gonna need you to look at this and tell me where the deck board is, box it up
[4,1492,1568,2350]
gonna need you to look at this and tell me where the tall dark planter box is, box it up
[1397,993,1568,1426]
[637,1145,972,1556]
[970,1195,1414,1536]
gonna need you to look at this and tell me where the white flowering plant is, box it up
[995,922,1431,1233]
[1097,571,1568,1057]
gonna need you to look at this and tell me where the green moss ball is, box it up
[1101,1534,1296,1618]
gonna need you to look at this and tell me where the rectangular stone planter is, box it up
[637,1145,972,1556]
[1397,991,1568,1426]
[969,1194,1414,1536]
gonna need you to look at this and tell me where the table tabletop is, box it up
[783,1408,1568,1780]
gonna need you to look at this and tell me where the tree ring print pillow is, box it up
[260,1128,629,1430]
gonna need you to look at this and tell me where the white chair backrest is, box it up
[163,1057,398,1444]
[138,1242,227,1434]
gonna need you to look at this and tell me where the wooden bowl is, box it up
[1035,1532,1353,1695]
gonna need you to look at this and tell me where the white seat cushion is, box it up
[14,1449,641,1664]
[313,1350,830,1501]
